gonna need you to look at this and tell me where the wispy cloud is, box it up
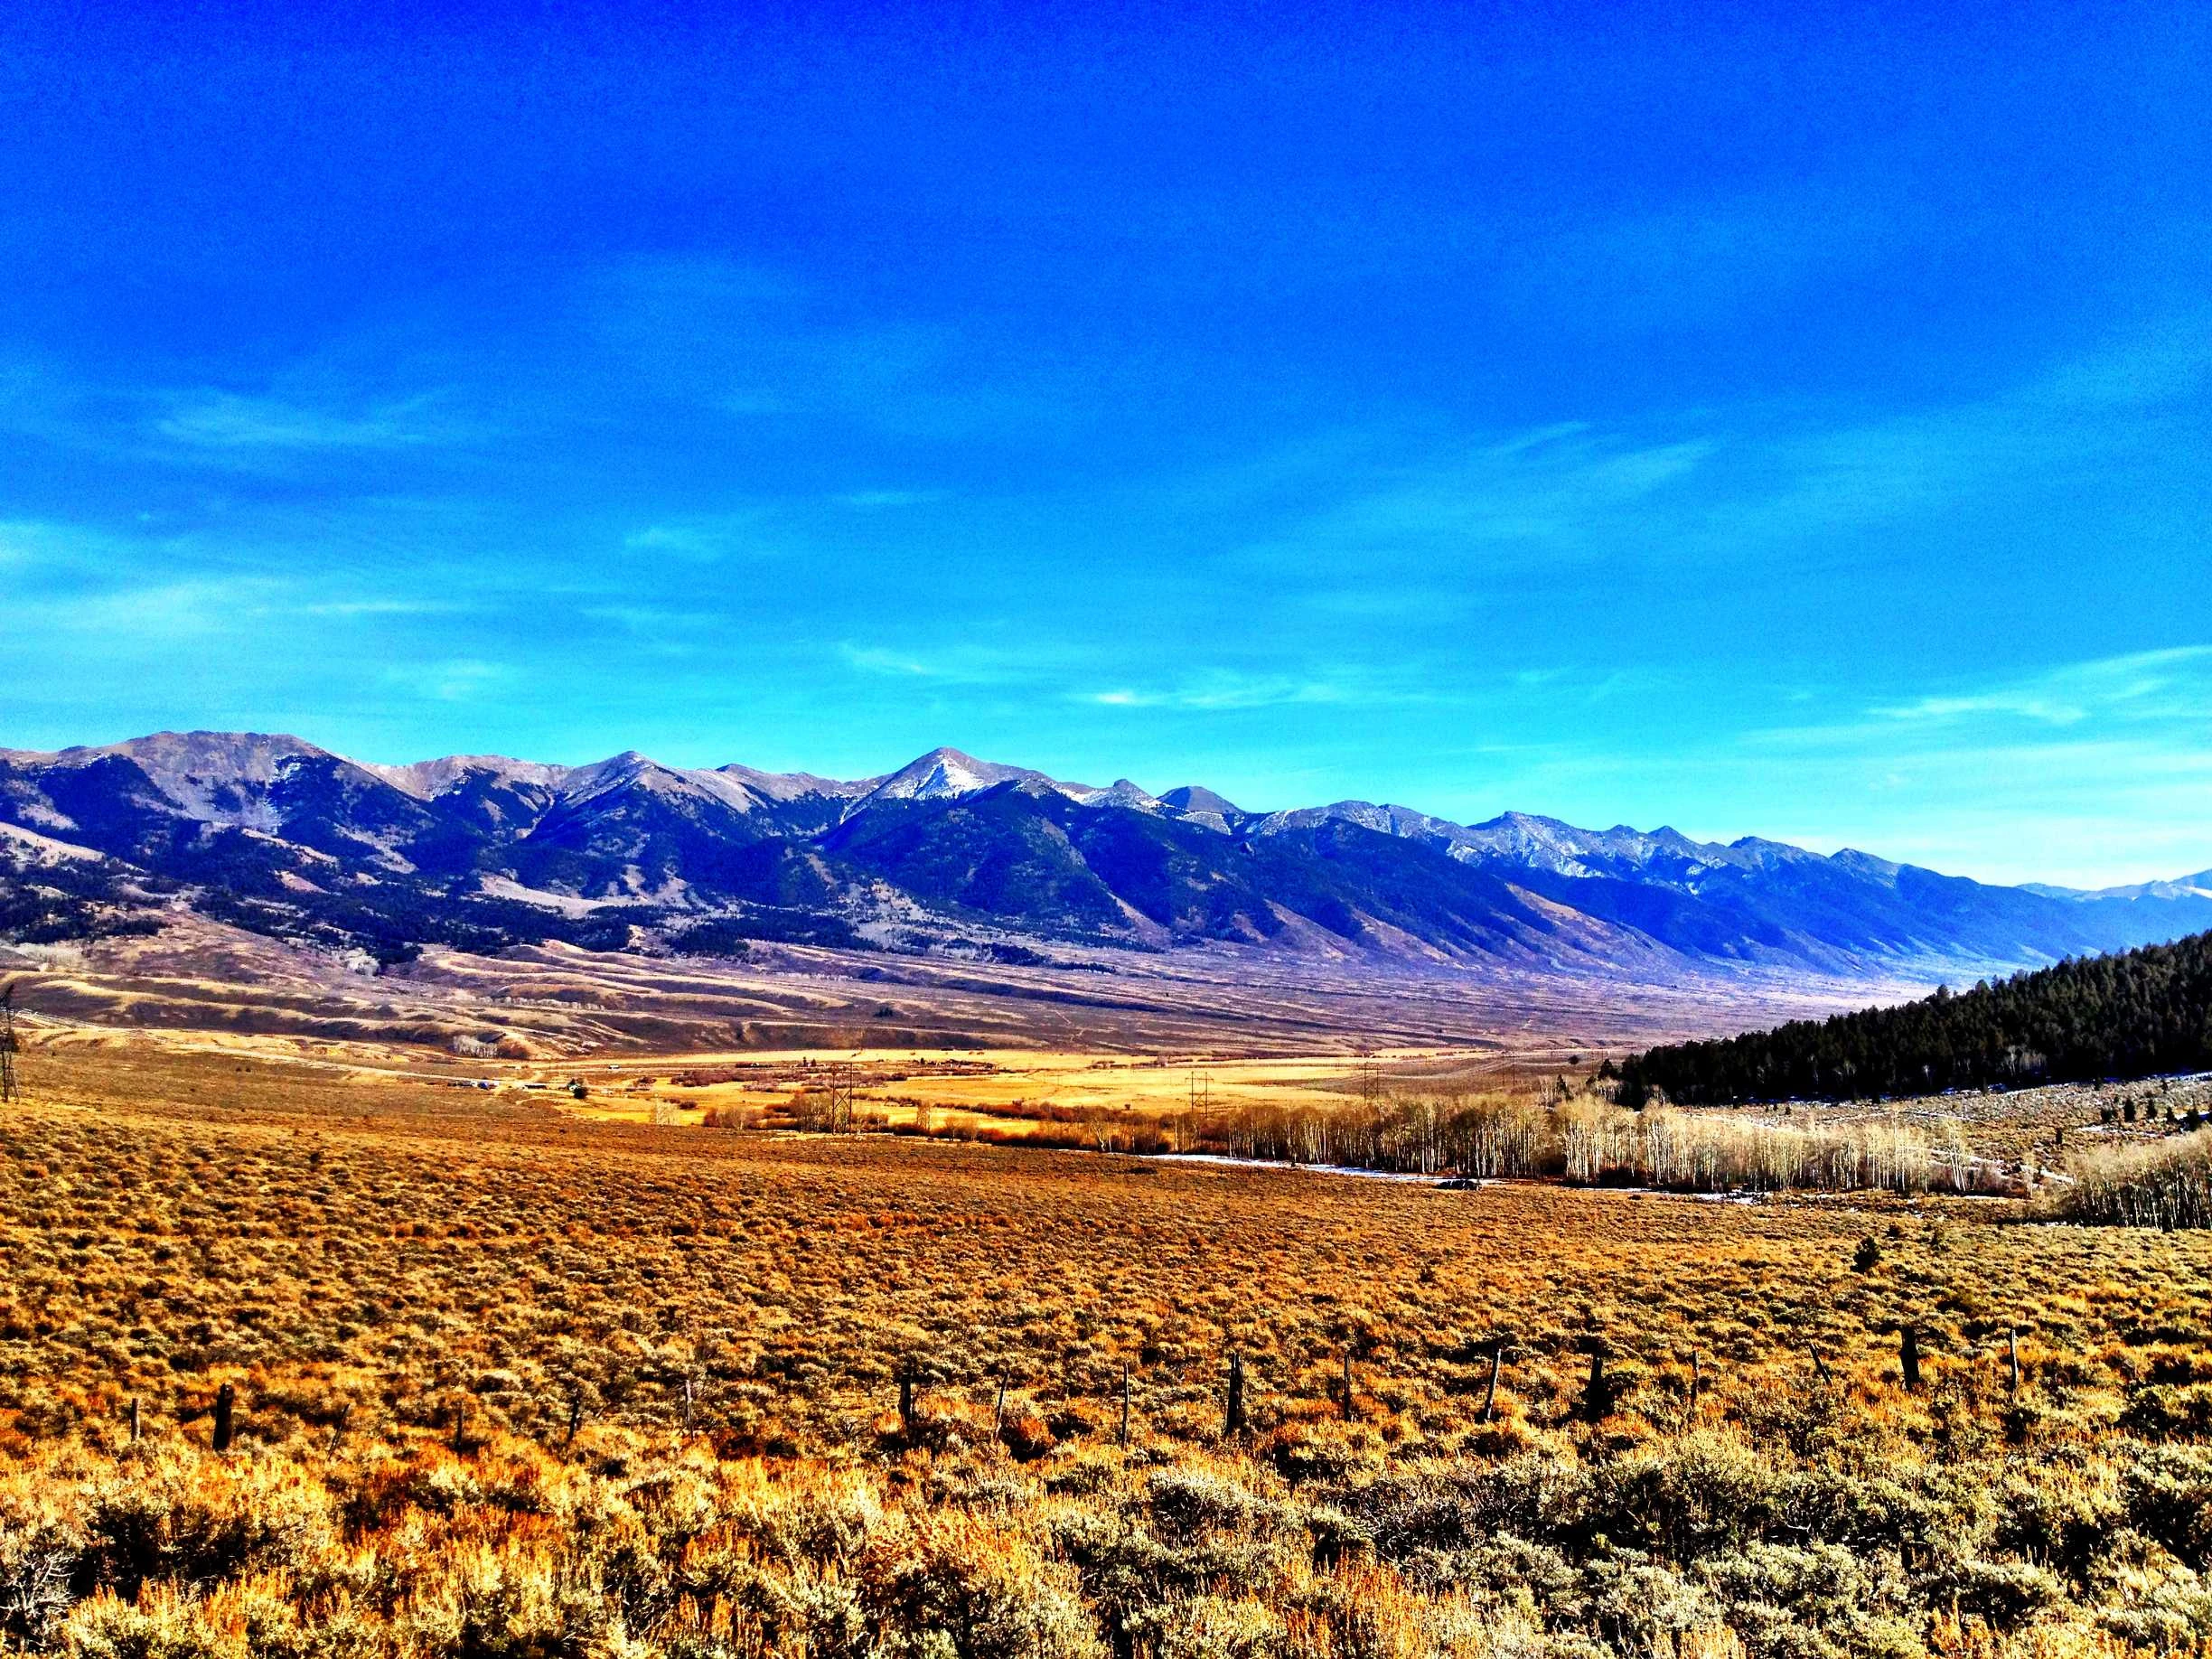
[579,603,713,634]
[841,645,941,679]
[18,576,289,643]
[1228,424,1719,580]
[835,641,1097,686]
[1497,189,1896,333]
[155,390,452,452]
[1076,665,1439,713]
[1213,314,2211,603]
[1,356,483,472]
[296,597,471,619]
[380,658,515,703]
[2029,314,2212,410]
[2,518,477,638]
[0,520,53,567]
[1708,321,2212,551]
[618,500,820,563]
[836,488,948,510]
[586,255,1037,439]
[1815,648,2212,737]
[1705,648,2212,883]
[623,522,762,562]
[1081,678,1349,711]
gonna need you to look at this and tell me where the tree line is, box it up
[1161,1093,1992,1195]
[1617,929,2212,1105]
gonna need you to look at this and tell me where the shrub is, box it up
[1590,1431,1778,1564]
[2123,1444,2212,1570]
[1143,1467,1272,1542]
[998,1412,1055,1463]
[1697,1542,1889,1657]
[861,1513,1103,1659]
[0,1495,81,1649]
[78,1451,339,1603]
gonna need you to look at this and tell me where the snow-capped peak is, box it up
[850,747,1097,810]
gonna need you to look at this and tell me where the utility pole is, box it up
[0,983,20,1106]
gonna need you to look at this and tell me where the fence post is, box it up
[1900,1324,1921,1392]
[682,1374,695,1433]
[1688,1352,1701,1419]
[1224,1351,1247,1437]
[1481,1343,1504,1423]
[1342,1349,1355,1421]
[1581,1349,1610,1424]
[211,1383,235,1453]
[331,1403,350,1452]
[565,1389,585,1448]
[898,1359,916,1438]
[2007,1327,2021,1394]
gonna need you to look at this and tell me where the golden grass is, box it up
[528,1046,1410,1139]
[3,1040,2211,1655]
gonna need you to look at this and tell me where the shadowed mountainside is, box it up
[4,731,2209,987]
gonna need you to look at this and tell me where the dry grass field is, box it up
[0,911,1903,1062]
[540,1048,1458,1142]
[4,1038,2212,1656]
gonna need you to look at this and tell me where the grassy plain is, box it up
[0,910,1901,1060]
[4,1037,2212,1655]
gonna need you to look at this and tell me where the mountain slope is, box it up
[3,729,2208,981]
[1619,928,2212,1102]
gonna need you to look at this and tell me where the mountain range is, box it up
[4,730,2209,983]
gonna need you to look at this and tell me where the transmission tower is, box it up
[0,983,20,1106]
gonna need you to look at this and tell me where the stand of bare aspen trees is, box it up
[1172,1090,2001,1194]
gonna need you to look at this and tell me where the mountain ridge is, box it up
[5,728,2209,980]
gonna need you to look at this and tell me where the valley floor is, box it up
[1,1043,2210,1654]
[0,909,1913,1062]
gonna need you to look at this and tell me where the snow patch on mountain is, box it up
[717,764,879,802]
[366,755,572,799]
[2028,870,2212,904]
[1073,779,1164,811]
[8,731,325,830]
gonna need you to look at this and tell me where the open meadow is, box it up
[2,1037,2211,1656]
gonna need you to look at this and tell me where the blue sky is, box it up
[2,2,2207,886]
